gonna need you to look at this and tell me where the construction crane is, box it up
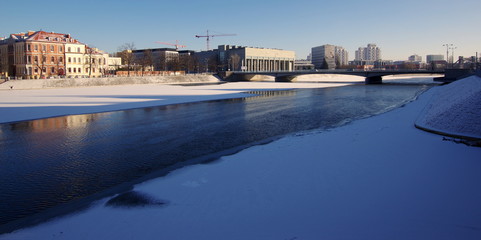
[195,30,236,50]
[154,40,186,50]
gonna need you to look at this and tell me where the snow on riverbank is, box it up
[2,75,480,239]
[416,75,481,141]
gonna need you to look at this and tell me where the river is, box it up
[0,82,432,230]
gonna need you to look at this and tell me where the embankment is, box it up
[0,74,222,90]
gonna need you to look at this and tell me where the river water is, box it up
[0,82,432,229]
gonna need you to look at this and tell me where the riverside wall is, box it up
[0,74,222,90]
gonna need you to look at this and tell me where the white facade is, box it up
[84,48,109,77]
[335,46,349,66]
[65,43,85,77]
[65,44,108,77]
[408,54,422,62]
[108,57,122,71]
[355,44,381,61]
[312,44,349,69]
[218,45,295,72]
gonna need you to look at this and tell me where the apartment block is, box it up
[311,44,348,69]
[0,31,109,79]
[355,44,381,61]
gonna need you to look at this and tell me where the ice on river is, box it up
[1,75,481,239]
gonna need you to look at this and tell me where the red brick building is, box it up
[0,31,98,79]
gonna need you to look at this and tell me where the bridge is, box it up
[222,69,447,84]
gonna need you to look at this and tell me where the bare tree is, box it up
[207,55,220,73]
[118,42,136,76]
[167,58,181,71]
[84,47,99,78]
[401,62,417,70]
[136,50,153,76]
[179,54,198,73]
[0,55,6,79]
[229,53,241,71]
[33,50,47,79]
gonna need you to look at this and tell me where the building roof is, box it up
[8,31,80,44]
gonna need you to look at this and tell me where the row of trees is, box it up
[116,42,242,76]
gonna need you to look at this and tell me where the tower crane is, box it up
[195,30,236,50]
[154,40,186,50]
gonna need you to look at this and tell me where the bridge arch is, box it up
[224,70,445,84]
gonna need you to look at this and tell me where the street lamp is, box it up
[443,44,452,67]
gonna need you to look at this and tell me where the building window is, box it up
[27,44,31,51]
[77,47,80,53]
[59,57,63,63]
[42,67,46,73]
[27,56,31,64]
[68,57,71,63]
[34,56,38,63]
[51,56,55,64]
[42,56,46,63]
[50,45,54,52]
[78,68,81,73]
[73,58,76,63]
[34,67,38,73]
[42,45,46,52]
[74,68,77,73]
[68,47,71,52]
[28,67,32,74]
[34,45,38,51]
[51,67,55,74]
[59,46,63,52]
[68,68,71,73]
[78,58,81,63]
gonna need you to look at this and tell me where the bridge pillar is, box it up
[365,76,382,84]
[275,75,297,82]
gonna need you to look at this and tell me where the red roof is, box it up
[9,31,80,44]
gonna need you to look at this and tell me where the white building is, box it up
[217,45,295,72]
[311,44,349,69]
[408,54,422,62]
[84,47,109,77]
[65,43,85,77]
[335,46,349,66]
[355,44,381,61]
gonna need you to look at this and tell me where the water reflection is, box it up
[0,84,431,228]
[7,113,111,132]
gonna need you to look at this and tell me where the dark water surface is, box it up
[0,83,431,229]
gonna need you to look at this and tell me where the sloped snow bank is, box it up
[415,75,481,142]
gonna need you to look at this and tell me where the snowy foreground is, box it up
[1,75,481,239]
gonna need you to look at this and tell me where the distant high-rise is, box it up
[408,54,422,62]
[306,53,312,61]
[311,44,348,69]
[355,44,381,61]
[426,54,444,63]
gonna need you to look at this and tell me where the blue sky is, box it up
[1,0,479,60]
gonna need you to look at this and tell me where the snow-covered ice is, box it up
[0,77,359,124]
[1,75,480,239]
